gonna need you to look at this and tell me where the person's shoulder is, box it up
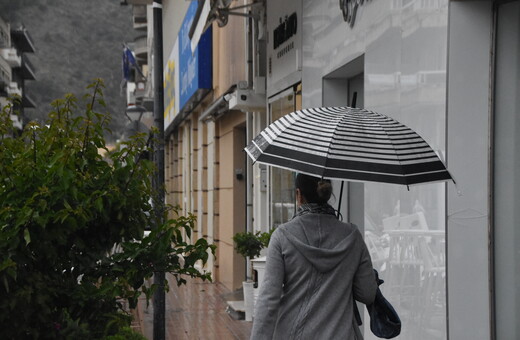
[277,218,300,231]
[345,222,364,237]
[270,219,299,240]
[322,215,360,232]
[332,220,365,242]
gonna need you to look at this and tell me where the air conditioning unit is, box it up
[226,89,265,112]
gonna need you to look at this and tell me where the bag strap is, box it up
[354,300,362,326]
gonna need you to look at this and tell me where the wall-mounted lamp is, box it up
[126,104,147,122]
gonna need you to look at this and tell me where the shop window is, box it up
[268,85,301,228]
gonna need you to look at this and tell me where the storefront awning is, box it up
[199,85,235,122]
[199,84,266,122]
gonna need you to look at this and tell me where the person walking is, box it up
[250,173,378,340]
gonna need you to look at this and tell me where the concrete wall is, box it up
[446,2,493,339]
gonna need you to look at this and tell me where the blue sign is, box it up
[179,1,212,110]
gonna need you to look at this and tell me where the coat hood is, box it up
[279,214,360,273]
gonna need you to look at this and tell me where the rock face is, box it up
[0,0,136,141]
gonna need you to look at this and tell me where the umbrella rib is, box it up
[376,114,419,186]
[322,107,356,177]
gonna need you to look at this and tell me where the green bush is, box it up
[0,79,216,339]
[104,326,147,340]
[233,229,274,281]
[232,228,274,259]
[233,231,263,260]
[258,228,275,249]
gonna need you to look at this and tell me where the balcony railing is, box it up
[0,16,10,48]
[11,26,35,53]
[135,81,146,100]
[10,114,22,130]
[0,56,12,87]
[6,82,21,96]
[0,47,22,67]
[133,5,148,30]
[134,35,147,60]
[22,93,35,108]
[20,55,36,80]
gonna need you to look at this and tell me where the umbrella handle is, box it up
[337,181,345,219]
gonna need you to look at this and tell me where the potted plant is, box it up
[233,231,263,275]
[233,229,273,321]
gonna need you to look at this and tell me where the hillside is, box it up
[0,0,136,141]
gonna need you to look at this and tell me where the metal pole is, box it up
[152,1,165,339]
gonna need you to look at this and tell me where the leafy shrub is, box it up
[233,231,263,260]
[0,79,216,339]
[232,228,274,259]
[233,229,274,281]
[104,327,147,340]
[257,228,275,249]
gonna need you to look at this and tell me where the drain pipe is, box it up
[245,6,254,281]
[152,1,165,339]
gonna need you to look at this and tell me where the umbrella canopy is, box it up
[245,106,452,186]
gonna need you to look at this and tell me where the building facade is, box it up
[161,0,267,291]
[269,1,518,339]
[126,0,519,338]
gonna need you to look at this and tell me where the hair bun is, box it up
[295,173,334,204]
[316,180,332,203]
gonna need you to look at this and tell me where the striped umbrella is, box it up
[244,106,452,186]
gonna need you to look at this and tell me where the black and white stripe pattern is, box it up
[245,107,452,186]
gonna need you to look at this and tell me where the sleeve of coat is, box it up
[352,230,378,305]
[250,228,285,340]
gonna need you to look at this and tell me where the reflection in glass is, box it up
[271,168,296,228]
[364,183,446,340]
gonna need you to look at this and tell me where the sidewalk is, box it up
[134,275,253,340]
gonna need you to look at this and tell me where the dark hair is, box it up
[295,173,333,204]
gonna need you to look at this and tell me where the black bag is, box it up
[354,270,401,339]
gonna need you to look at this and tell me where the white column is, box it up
[446,2,493,339]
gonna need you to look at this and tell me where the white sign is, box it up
[266,0,302,91]
[339,0,372,27]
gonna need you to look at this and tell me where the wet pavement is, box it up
[134,275,252,340]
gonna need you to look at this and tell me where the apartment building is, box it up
[0,15,36,131]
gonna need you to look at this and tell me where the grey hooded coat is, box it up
[250,213,377,340]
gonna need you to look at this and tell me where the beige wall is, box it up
[163,0,251,291]
[215,111,246,290]
[212,1,247,97]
